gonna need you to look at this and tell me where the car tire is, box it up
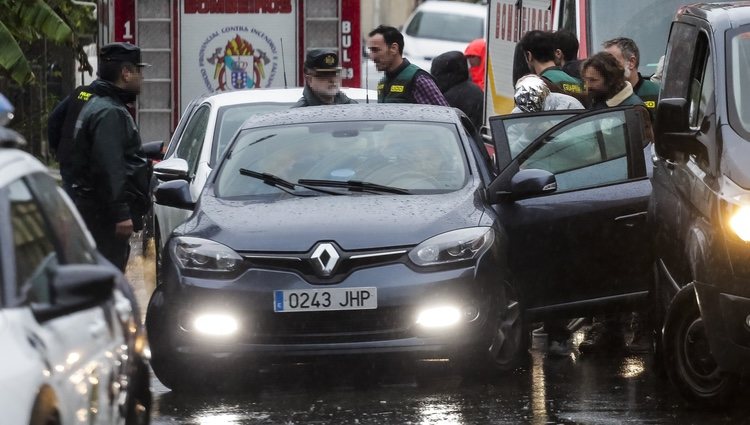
[663,284,739,406]
[458,281,529,376]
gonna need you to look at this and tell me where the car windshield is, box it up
[212,103,293,163]
[405,11,484,43]
[586,0,734,76]
[728,27,750,140]
[215,120,468,198]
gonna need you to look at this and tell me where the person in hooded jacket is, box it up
[430,51,484,129]
[464,38,486,91]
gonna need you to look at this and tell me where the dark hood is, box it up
[181,186,485,252]
[430,51,470,93]
[89,79,136,105]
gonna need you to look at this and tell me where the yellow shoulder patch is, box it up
[77,91,93,101]
[645,101,656,109]
[390,85,405,93]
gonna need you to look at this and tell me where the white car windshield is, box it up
[405,11,484,43]
[215,120,468,197]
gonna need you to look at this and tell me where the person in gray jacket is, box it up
[70,42,150,271]
[293,49,357,107]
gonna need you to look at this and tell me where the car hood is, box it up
[182,186,485,252]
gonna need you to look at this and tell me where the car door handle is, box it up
[615,211,647,228]
[664,159,677,170]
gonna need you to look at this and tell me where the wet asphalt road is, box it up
[128,237,749,424]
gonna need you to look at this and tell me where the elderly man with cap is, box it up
[293,49,357,107]
[66,42,151,271]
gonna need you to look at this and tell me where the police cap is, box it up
[304,49,341,75]
[99,42,151,67]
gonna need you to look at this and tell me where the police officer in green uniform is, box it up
[603,37,659,121]
[519,30,585,102]
[366,25,448,106]
[70,42,151,271]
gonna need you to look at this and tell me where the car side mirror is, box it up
[155,179,195,210]
[509,169,557,199]
[142,140,164,161]
[33,264,116,322]
[654,97,705,158]
[153,157,189,182]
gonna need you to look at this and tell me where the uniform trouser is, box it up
[74,198,131,271]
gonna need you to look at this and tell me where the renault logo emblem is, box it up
[310,243,340,277]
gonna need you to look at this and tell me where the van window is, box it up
[661,21,698,99]
[688,32,714,129]
[728,27,750,140]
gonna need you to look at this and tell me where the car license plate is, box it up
[274,287,377,312]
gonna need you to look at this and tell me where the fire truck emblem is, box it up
[207,34,270,90]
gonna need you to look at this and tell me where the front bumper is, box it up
[147,254,502,361]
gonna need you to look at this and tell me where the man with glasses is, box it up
[293,49,357,107]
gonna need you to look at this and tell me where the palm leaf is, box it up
[13,0,73,43]
[0,19,33,83]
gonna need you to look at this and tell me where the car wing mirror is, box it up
[153,157,189,182]
[33,264,116,322]
[155,179,196,210]
[654,98,705,158]
[142,140,165,161]
[509,169,557,200]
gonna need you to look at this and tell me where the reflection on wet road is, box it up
[149,349,748,424]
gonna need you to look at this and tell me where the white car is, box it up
[151,87,376,280]
[0,139,150,425]
[402,1,487,71]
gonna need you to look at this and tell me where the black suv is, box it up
[651,2,750,406]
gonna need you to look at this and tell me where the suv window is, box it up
[9,179,57,303]
[519,110,631,192]
[688,32,714,129]
[727,26,750,140]
[661,21,699,99]
[175,104,210,177]
[26,173,96,265]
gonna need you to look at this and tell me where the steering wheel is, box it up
[384,171,441,189]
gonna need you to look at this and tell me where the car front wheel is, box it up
[458,282,529,376]
[663,284,739,406]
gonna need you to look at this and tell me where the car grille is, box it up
[248,307,413,343]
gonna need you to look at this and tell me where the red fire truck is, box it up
[97,0,362,144]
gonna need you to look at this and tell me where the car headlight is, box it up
[729,205,750,242]
[172,237,243,272]
[409,227,494,266]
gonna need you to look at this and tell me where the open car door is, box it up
[488,105,653,320]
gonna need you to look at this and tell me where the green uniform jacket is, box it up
[634,74,659,120]
[377,60,429,103]
[71,80,149,223]
[541,67,584,97]
[292,85,358,107]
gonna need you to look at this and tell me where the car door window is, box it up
[8,179,57,303]
[174,104,210,178]
[26,173,97,265]
[519,110,631,192]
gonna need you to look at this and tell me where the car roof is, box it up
[413,0,487,17]
[681,2,750,29]
[0,148,48,187]
[195,87,377,108]
[239,104,461,130]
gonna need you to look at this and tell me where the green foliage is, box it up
[0,0,94,84]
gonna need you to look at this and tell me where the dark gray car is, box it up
[148,104,653,392]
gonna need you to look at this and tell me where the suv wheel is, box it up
[663,285,738,406]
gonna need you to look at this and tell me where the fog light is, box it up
[745,315,750,329]
[416,306,461,328]
[463,304,480,321]
[193,314,238,336]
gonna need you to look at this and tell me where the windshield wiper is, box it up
[297,179,411,195]
[239,168,342,196]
